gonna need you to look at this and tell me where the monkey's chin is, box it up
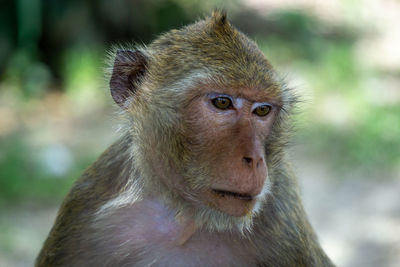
[192,197,258,234]
[209,190,256,217]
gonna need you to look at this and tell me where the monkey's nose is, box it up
[243,157,253,164]
[242,156,263,169]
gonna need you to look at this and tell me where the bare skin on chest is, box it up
[97,198,254,266]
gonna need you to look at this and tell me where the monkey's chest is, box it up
[100,199,255,266]
[135,234,250,267]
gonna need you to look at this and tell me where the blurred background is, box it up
[0,0,399,266]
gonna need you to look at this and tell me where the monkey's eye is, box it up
[253,105,272,117]
[212,97,232,110]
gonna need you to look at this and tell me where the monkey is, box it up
[36,11,334,267]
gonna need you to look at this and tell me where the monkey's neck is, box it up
[176,216,197,246]
[140,192,198,245]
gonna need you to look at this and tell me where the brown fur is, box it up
[36,11,334,266]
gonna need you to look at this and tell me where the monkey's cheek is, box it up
[206,193,256,217]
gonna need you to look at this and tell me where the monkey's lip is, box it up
[211,189,254,201]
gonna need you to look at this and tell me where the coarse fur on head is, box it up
[108,10,297,234]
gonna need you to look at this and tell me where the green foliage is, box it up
[303,105,400,174]
[0,135,94,205]
[63,47,102,95]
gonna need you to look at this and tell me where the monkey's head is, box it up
[110,11,294,232]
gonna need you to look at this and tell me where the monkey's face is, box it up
[108,13,291,228]
[182,86,278,218]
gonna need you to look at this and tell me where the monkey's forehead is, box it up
[146,14,281,95]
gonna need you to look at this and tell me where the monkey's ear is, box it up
[110,49,148,108]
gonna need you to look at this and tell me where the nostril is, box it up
[243,157,253,164]
[256,158,262,168]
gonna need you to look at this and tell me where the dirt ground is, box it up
[1,148,399,267]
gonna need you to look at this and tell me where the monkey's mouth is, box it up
[212,189,253,201]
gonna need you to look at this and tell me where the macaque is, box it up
[36,11,334,267]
